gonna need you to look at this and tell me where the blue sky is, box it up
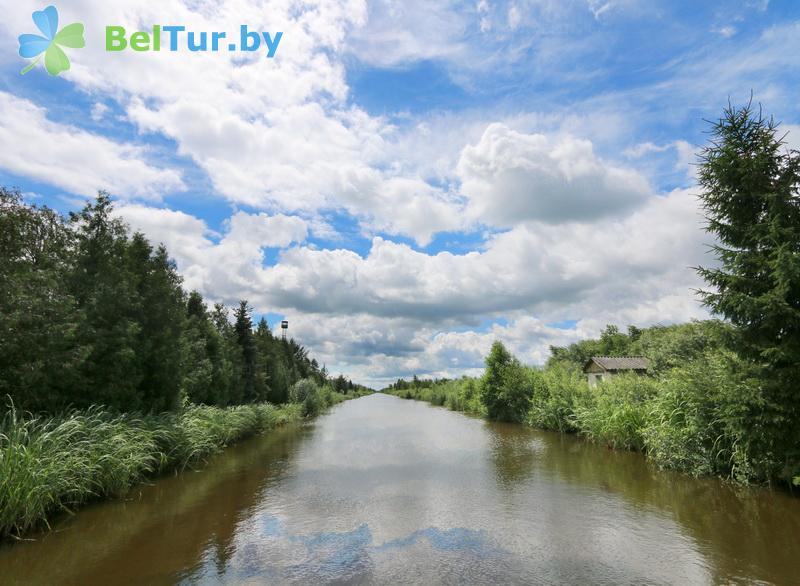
[1,0,798,386]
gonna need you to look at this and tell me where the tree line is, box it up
[0,190,367,414]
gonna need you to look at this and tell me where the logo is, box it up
[18,6,85,76]
[104,26,282,56]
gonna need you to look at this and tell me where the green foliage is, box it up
[392,311,797,485]
[548,321,729,374]
[0,401,302,540]
[642,352,773,483]
[631,321,730,374]
[573,374,657,451]
[444,378,484,414]
[180,293,232,407]
[480,341,531,422]
[547,325,636,371]
[527,366,587,433]
[0,191,352,414]
[384,378,485,416]
[697,102,800,367]
[289,378,342,417]
[0,188,86,409]
[694,101,800,483]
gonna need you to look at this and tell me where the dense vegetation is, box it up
[0,401,302,538]
[387,103,800,488]
[0,190,370,539]
[0,189,369,413]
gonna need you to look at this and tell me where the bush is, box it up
[289,379,342,417]
[444,378,484,415]
[480,342,531,423]
[573,374,657,451]
[642,352,774,482]
[527,366,587,433]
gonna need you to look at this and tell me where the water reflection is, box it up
[0,394,798,585]
[482,417,800,585]
[487,421,543,487]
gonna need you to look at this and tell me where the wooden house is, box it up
[583,356,649,387]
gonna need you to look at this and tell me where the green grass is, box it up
[0,402,303,540]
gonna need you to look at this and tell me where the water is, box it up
[1,393,798,585]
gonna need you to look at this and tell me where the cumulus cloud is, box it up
[4,0,775,386]
[0,92,183,199]
[112,183,711,386]
[1,0,463,245]
[457,123,651,226]
[122,186,707,324]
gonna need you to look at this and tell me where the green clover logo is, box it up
[18,6,85,76]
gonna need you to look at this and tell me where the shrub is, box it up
[527,366,587,433]
[480,342,531,423]
[642,352,774,482]
[289,379,341,417]
[444,378,484,415]
[573,374,657,451]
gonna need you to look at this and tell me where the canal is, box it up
[1,393,798,585]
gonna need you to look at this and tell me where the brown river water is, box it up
[0,393,798,585]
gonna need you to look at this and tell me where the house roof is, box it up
[584,356,650,372]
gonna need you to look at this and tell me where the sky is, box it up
[2,0,799,387]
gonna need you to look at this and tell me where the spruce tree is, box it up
[233,300,257,403]
[697,101,800,480]
[697,101,800,366]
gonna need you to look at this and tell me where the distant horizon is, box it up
[3,0,799,387]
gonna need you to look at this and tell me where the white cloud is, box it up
[0,92,183,199]
[623,142,671,158]
[457,123,651,226]
[112,182,711,386]
[587,0,613,19]
[5,0,784,386]
[1,0,463,245]
[507,5,521,29]
[347,0,470,68]
[713,26,736,38]
[90,102,109,122]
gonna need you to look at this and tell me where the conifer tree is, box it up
[697,101,800,367]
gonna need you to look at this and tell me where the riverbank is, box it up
[3,393,798,585]
[384,340,800,489]
[0,394,360,541]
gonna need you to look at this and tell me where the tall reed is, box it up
[0,401,302,540]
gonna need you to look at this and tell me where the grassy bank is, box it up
[385,366,784,484]
[0,386,366,541]
[385,326,800,488]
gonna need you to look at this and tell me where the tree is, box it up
[69,193,143,410]
[254,317,275,402]
[480,341,531,422]
[127,239,185,412]
[697,101,800,481]
[547,324,634,371]
[0,189,350,415]
[697,101,800,366]
[233,300,258,404]
[181,291,233,407]
[0,188,85,411]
